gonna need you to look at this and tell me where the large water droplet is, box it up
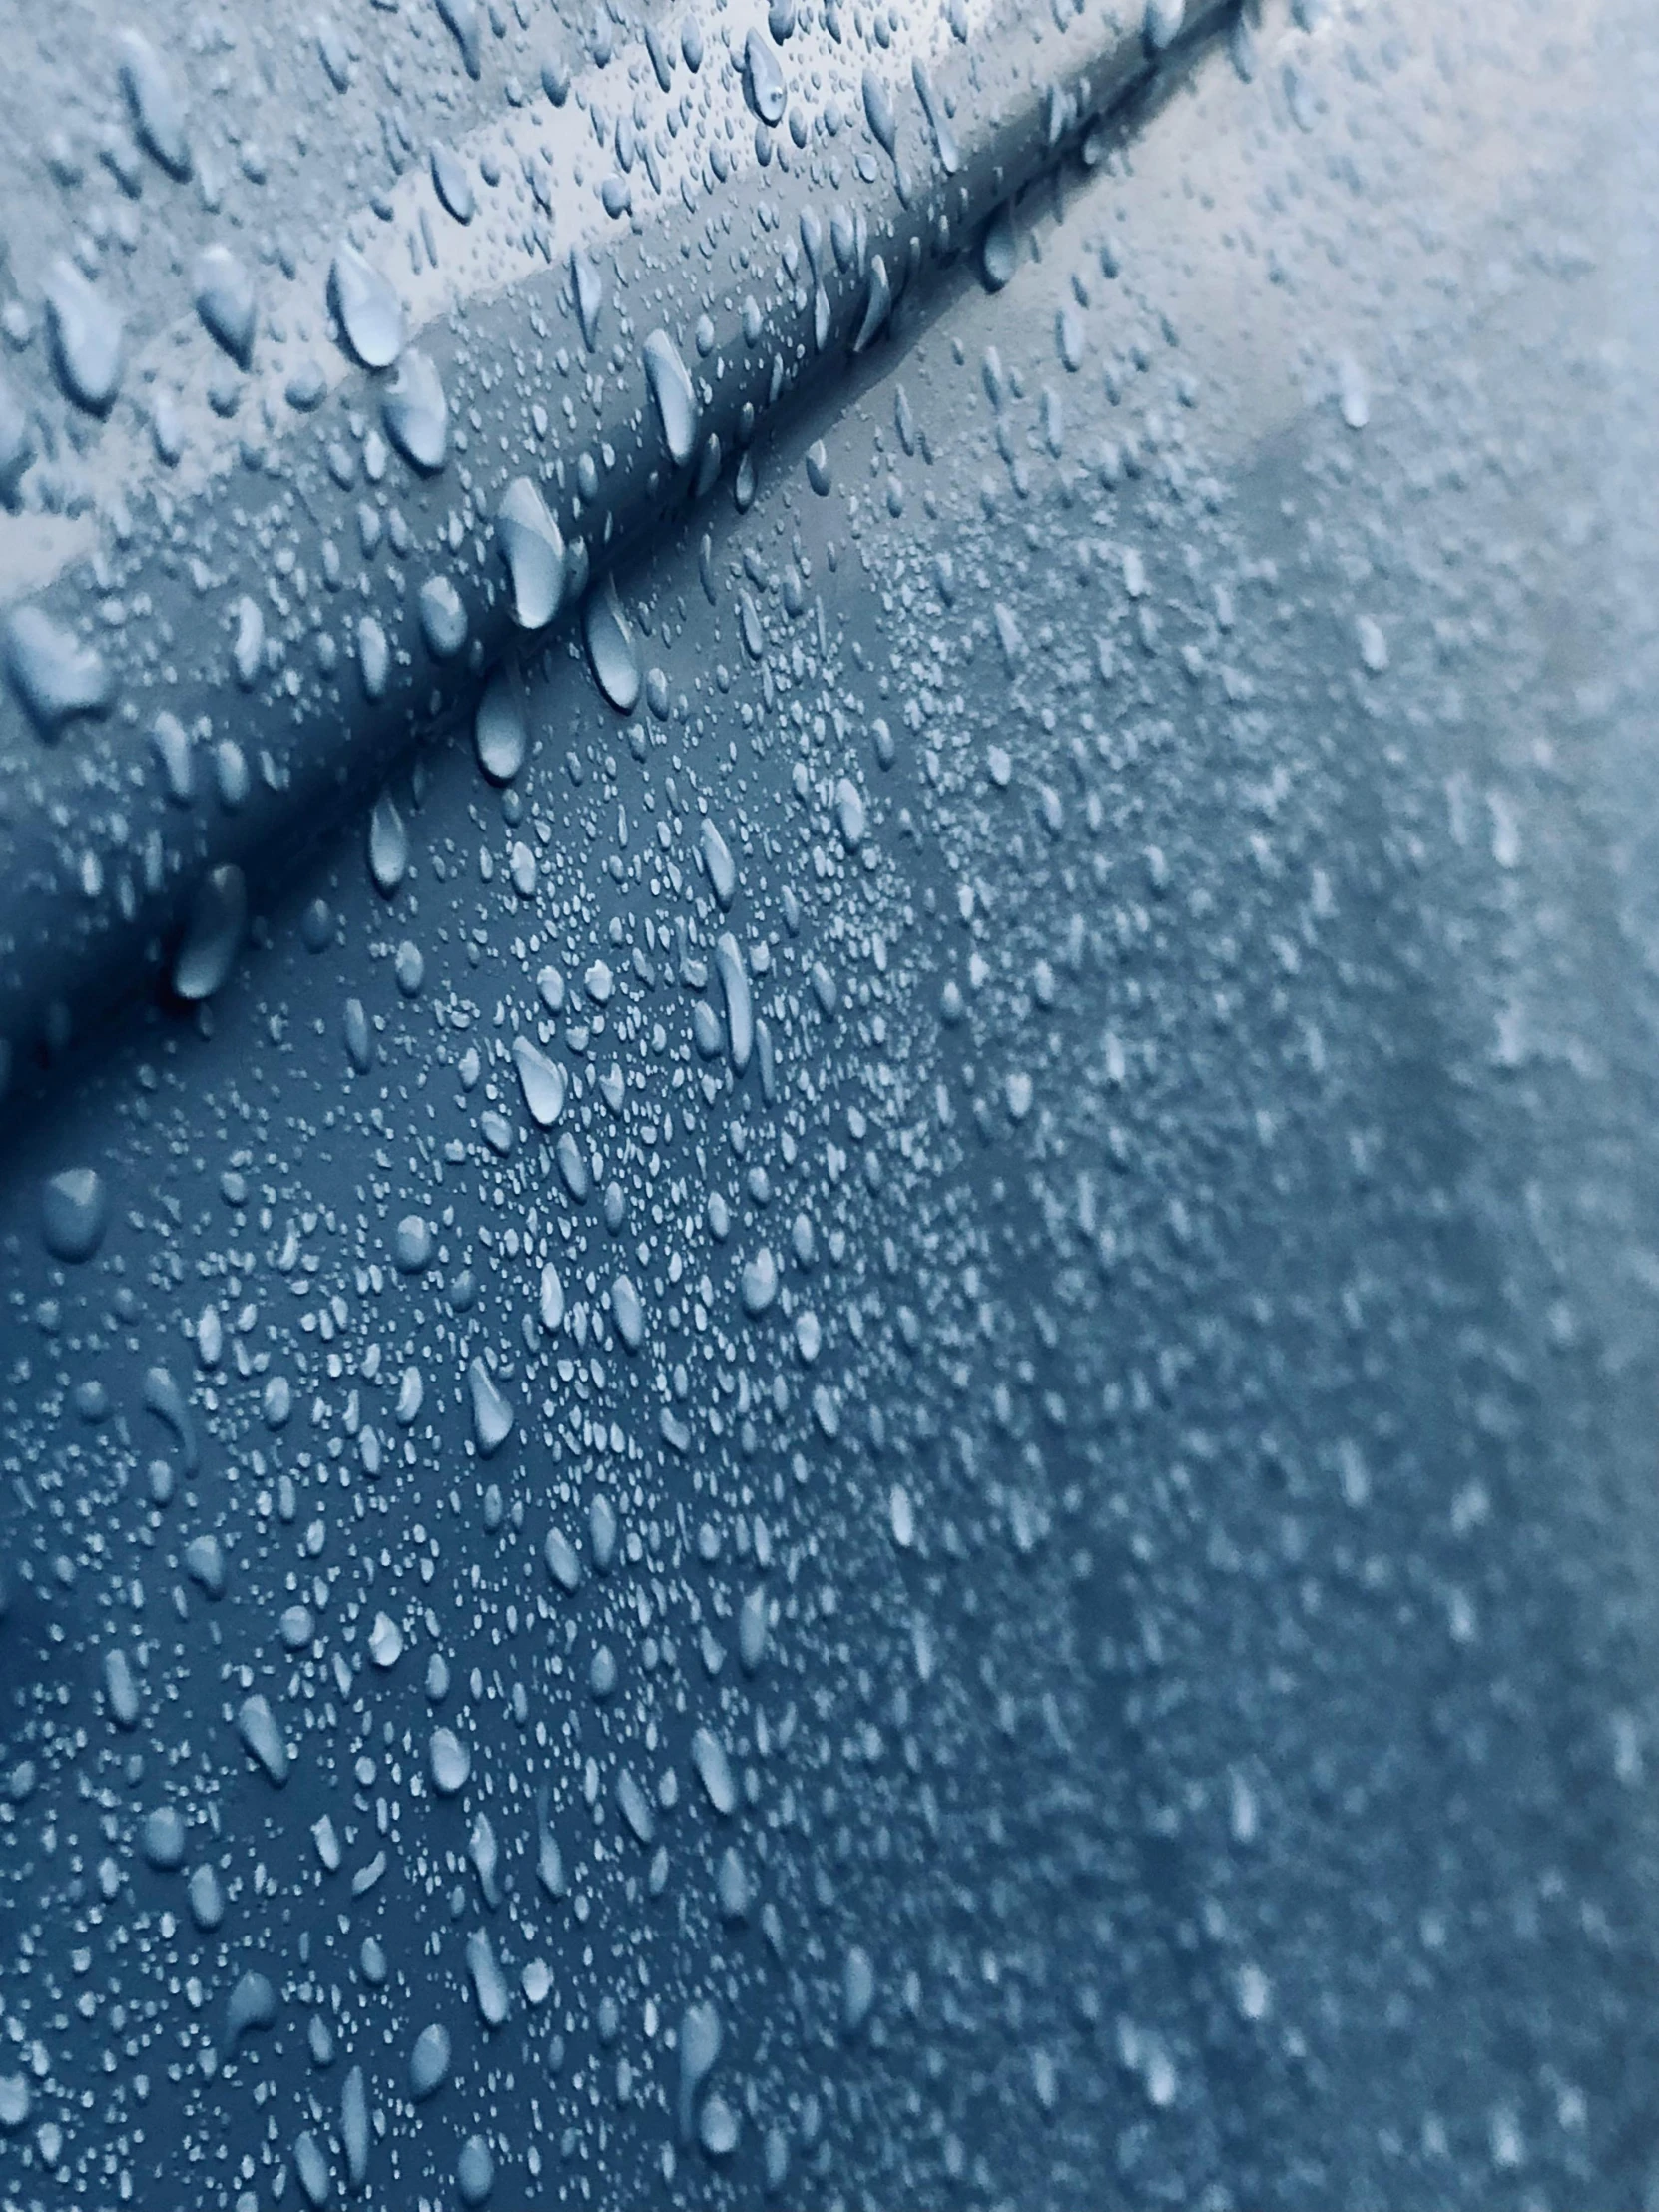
[861,67,897,155]
[743,29,787,124]
[382,348,448,473]
[715,932,754,1074]
[44,260,124,416]
[475,661,528,782]
[368,793,408,895]
[2,604,112,736]
[981,204,1018,291]
[643,328,700,466]
[431,140,475,222]
[468,1357,514,1454]
[701,820,737,907]
[41,1168,109,1263]
[194,245,256,368]
[512,1034,567,1126]
[409,2022,452,2098]
[117,29,191,181]
[238,1693,289,1785]
[173,863,247,1000]
[495,477,565,630]
[571,250,604,349]
[583,574,642,712]
[328,244,403,369]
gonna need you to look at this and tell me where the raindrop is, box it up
[418,575,467,660]
[328,244,404,369]
[584,573,642,712]
[2,605,112,735]
[41,1168,108,1262]
[194,246,256,368]
[382,348,448,473]
[862,67,897,155]
[475,661,529,781]
[117,29,191,180]
[715,933,753,1073]
[643,328,700,465]
[742,29,786,125]
[571,250,604,349]
[512,1034,567,1126]
[172,863,247,1001]
[238,1693,289,1785]
[691,1725,738,1813]
[495,477,565,631]
[701,820,737,906]
[368,792,408,895]
[369,1612,405,1667]
[44,258,124,414]
[409,2021,452,2098]
[430,1726,471,1795]
[612,1275,645,1351]
[431,140,475,222]
[981,205,1017,291]
[468,1357,514,1454]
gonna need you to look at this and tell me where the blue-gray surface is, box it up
[2,1,1659,2207]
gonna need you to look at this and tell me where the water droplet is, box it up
[805,439,831,494]
[382,348,448,473]
[742,29,786,124]
[172,863,247,1001]
[238,1693,289,1785]
[715,934,753,1074]
[430,1725,471,1795]
[41,1168,108,1262]
[2,604,112,735]
[583,573,642,712]
[44,258,123,415]
[410,2021,452,2098]
[468,1357,514,1454]
[431,140,475,222]
[981,205,1017,291]
[841,1944,876,2034]
[226,1970,276,2048]
[1144,0,1186,51]
[457,2134,495,2206]
[369,1612,405,1667]
[512,1034,567,1126]
[418,574,467,659]
[192,245,256,368]
[570,250,604,348]
[612,1274,644,1351]
[117,29,191,181]
[691,1725,738,1813]
[328,244,403,369]
[495,477,565,631]
[643,327,700,465]
[862,67,897,155]
[368,792,408,895]
[701,820,737,906]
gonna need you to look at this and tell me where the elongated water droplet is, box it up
[193,245,256,367]
[238,1693,289,1785]
[715,932,753,1074]
[495,477,565,631]
[743,29,786,124]
[643,328,700,465]
[571,250,604,348]
[44,259,124,415]
[382,348,447,473]
[468,1357,514,1454]
[512,1034,566,1126]
[430,140,475,222]
[328,244,403,368]
[117,29,191,180]
[368,793,408,895]
[173,863,246,1000]
[583,574,641,712]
